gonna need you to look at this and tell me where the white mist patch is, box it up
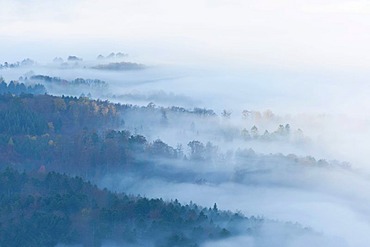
[99,163,370,247]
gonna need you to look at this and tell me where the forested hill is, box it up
[0,93,216,174]
[0,93,176,174]
[0,168,252,247]
[0,93,347,178]
[0,93,121,136]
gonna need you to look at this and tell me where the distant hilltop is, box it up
[67,55,83,62]
[92,61,146,71]
[97,52,128,60]
[0,58,36,69]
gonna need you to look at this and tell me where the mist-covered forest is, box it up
[0,61,356,247]
[2,0,370,246]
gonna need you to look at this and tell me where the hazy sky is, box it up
[1,0,370,69]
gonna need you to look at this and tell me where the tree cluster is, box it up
[26,75,107,88]
[241,124,298,141]
[0,81,46,96]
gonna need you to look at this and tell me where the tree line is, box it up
[0,168,248,247]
